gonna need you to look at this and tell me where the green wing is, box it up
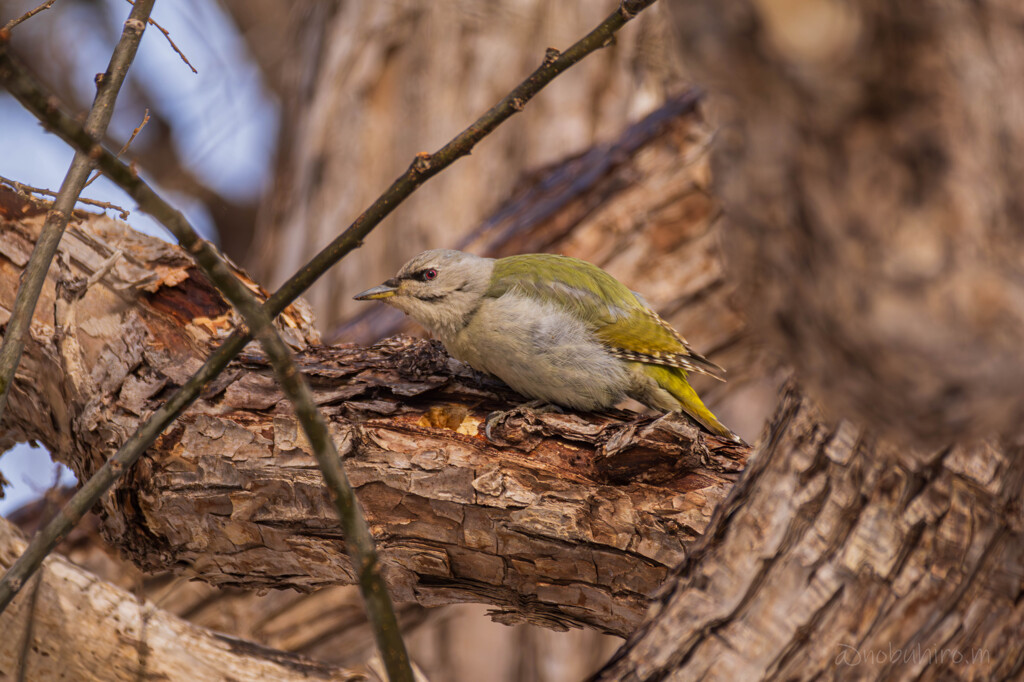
[487,254,725,379]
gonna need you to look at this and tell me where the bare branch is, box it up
[2,0,56,33]
[0,175,130,219]
[124,0,197,74]
[13,574,40,682]
[84,107,150,189]
[14,467,63,682]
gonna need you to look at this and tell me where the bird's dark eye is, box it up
[424,268,438,280]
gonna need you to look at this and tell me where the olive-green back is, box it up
[486,254,723,378]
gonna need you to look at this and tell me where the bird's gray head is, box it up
[353,249,494,338]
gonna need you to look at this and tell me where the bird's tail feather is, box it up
[644,364,742,443]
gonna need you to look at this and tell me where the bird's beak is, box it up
[353,281,398,301]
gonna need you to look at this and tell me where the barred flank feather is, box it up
[609,347,726,380]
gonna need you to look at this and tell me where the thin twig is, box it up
[0,1,153,435]
[0,0,659,676]
[84,249,124,288]
[2,0,56,33]
[125,0,196,74]
[0,175,130,219]
[84,107,150,188]
[13,574,41,682]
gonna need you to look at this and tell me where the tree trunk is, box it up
[666,0,1024,445]
[595,389,1022,680]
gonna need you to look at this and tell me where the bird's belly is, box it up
[446,295,630,411]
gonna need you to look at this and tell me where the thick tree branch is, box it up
[0,201,746,636]
[0,517,365,681]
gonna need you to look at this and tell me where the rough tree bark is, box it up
[596,390,1023,680]
[0,187,746,640]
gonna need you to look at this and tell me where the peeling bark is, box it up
[0,517,364,681]
[0,189,747,637]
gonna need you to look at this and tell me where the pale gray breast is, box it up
[445,293,631,410]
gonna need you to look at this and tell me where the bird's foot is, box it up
[484,400,563,443]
